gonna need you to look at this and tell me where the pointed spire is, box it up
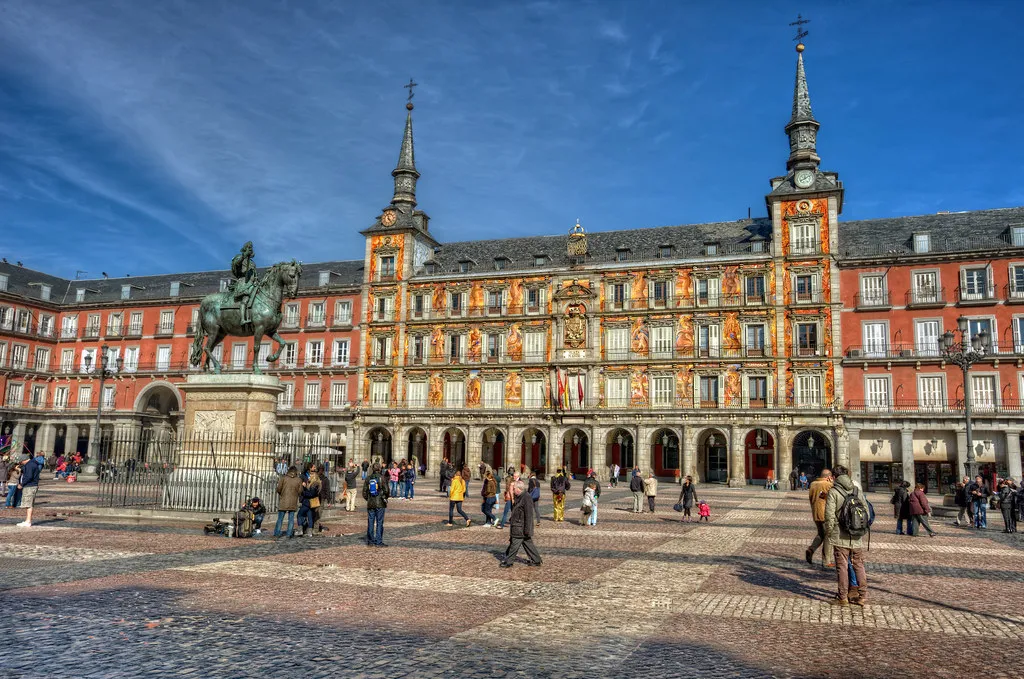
[785,43,820,172]
[391,99,419,208]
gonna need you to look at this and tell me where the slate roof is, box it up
[416,218,773,276]
[839,206,1024,260]
[0,259,363,307]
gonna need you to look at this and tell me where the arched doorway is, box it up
[745,428,775,484]
[563,429,590,476]
[698,428,728,483]
[520,428,547,477]
[482,428,504,471]
[792,430,832,479]
[652,429,680,477]
[443,428,466,471]
[606,428,635,472]
[407,427,427,472]
[367,427,393,464]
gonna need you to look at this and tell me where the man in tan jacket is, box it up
[805,468,833,567]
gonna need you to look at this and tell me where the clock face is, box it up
[794,170,815,189]
[381,209,397,227]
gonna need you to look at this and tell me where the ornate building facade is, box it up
[3,44,1023,488]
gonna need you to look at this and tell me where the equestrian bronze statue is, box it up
[189,242,302,374]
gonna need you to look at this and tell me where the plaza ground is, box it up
[0,479,1021,679]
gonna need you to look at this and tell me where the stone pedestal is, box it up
[163,374,285,513]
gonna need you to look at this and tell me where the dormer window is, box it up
[425,262,437,274]
[319,271,331,286]
[169,281,180,297]
[75,289,85,302]
[121,285,131,300]
[703,242,720,256]
[658,245,673,259]
[913,233,931,254]
[750,236,767,253]
[458,261,472,273]
[533,254,548,267]
[1012,226,1024,247]
[493,257,509,271]
[615,248,630,262]
[40,284,51,301]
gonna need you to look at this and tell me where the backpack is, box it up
[529,479,540,501]
[234,509,254,538]
[837,486,873,539]
[552,476,566,494]
[368,477,381,497]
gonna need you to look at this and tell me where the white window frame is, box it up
[124,346,139,373]
[910,270,941,305]
[606,327,629,360]
[969,373,997,412]
[231,342,247,370]
[914,318,941,357]
[652,375,674,407]
[121,284,131,300]
[918,374,946,412]
[913,232,930,253]
[960,265,994,301]
[370,381,390,407]
[77,385,92,409]
[6,382,24,407]
[283,303,300,328]
[864,375,891,412]
[159,309,174,334]
[330,382,349,409]
[524,331,545,363]
[128,312,143,336]
[332,339,350,366]
[156,346,172,372]
[60,348,75,373]
[308,301,326,327]
[444,380,465,408]
[334,300,352,324]
[858,273,887,308]
[484,379,504,409]
[650,325,673,359]
[795,373,823,407]
[523,379,544,409]
[605,375,628,408]
[54,386,69,410]
[169,281,180,297]
[862,321,889,358]
[278,382,295,409]
[305,340,324,367]
[304,381,321,410]
[407,381,427,409]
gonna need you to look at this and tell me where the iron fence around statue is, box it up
[95,431,344,513]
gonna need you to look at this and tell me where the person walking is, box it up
[891,481,915,536]
[460,464,472,499]
[609,463,620,488]
[582,476,600,527]
[499,480,541,568]
[967,475,990,529]
[5,461,22,509]
[789,468,799,491]
[998,479,1018,533]
[643,471,658,513]
[297,469,321,538]
[677,475,697,522]
[550,468,570,522]
[363,463,390,547]
[527,471,542,526]
[446,469,471,526]
[952,477,970,527]
[274,465,301,538]
[15,451,45,527]
[908,483,937,537]
[343,462,360,511]
[404,463,416,499]
[805,468,833,566]
[496,467,518,529]
[361,459,369,480]
[824,465,868,607]
[629,468,645,513]
[481,470,498,526]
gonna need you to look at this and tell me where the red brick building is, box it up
[0,261,362,459]
[839,208,1024,491]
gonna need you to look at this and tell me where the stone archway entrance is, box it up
[519,428,547,477]
[652,429,680,477]
[606,428,635,472]
[745,428,775,483]
[697,428,729,483]
[407,427,427,472]
[482,428,504,471]
[792,430,832,479]
[367,427,393,464]
[563,429,590,476]
[443,428,466,471]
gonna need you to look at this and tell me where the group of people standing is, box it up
[952,475,1022,533]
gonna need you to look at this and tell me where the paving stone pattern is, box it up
[0,479,1022,678]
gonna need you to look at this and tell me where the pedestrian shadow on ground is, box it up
[734,558,833,600]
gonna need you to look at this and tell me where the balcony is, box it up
[83,325,101,339]
[408,306,430,320]
[843,399,1022,415]
[371,309,395,323]
[789,240,822,257]
[125,324,143,338]
[793,343,826,358]
[854,291,892,311]
[304,314,326,329]
[956,285,997,306]
[375,271,397,283]
[792,290,825,305]
[606,345,774,361]
[104,327,123,339]
[60,328,78,340]
[905,287,946,309]
[1004,283,1024,304]
[845,342,1007,360]
[329,314,353,328]
[154,323,175,337]
[280,317,300,330]
[369,356,391,367]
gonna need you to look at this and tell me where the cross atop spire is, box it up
[391,86,420,208]
[790,14,810,45]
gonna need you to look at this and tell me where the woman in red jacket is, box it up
[908,483,938,537]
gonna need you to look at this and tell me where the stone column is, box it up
[900,428,915,487]
[1005,430,1022,482]
[728,424,746,487]
[778,427,793,487]
[847,428,861,486]
[636,425,652,474]
[680,425,694,480]
[35,423,57,455]
[955,430,968,481]
[12,421,27,453]
[835,427,850,469]
[427,424,443,479]
[466,425,483,476]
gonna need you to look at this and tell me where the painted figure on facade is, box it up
[428,374,444,407]
[630,369,648,406]
[630,317,649,355]
[504,372,521,407]
[466,375,481,407]
[507,324,523,361]
[564,304,587,349]
[190,243,302,374]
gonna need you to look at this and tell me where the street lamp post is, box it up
[939,316,991,481]
[83,344,124,467]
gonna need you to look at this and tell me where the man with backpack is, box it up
[362,462,390,547]
[824,464,871,607]
[805,468,833,567]
[550,468,571,522]
[629,468,645,513]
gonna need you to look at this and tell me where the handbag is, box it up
[582,504,593,515]
[310,497,321,509]
[673,503,683,513]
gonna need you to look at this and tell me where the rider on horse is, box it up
[231,241,258,325]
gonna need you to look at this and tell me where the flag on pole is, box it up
[555,370,564,411]
[562,370,571,410]
[577,373,584,408]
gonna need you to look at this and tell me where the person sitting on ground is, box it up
[244,497,267,535]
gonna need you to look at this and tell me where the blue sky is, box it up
[1,1,1022,276]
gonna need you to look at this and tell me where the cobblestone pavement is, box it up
[1,479,1022,678]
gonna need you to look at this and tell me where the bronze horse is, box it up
[189,260,302,374]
